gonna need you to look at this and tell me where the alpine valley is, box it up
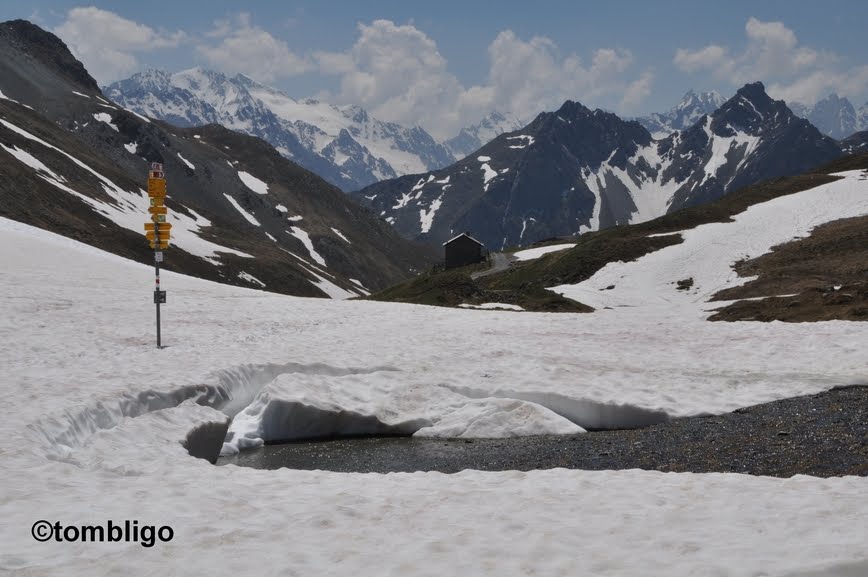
[0,20,435,299]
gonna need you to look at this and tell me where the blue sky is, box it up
[2,1,867,138]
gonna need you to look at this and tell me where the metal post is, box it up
[155,220,161,349]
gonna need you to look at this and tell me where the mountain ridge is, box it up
[444,111,525,159]
[354,82,844,250]
[789,93,868,139]
[369,151,868,318]
[105,68,456,192]
[636,89,726,138]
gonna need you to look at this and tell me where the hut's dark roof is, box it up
[443,233,484,247]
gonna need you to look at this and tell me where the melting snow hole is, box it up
[26,362,399,464]
[28,359,670,471]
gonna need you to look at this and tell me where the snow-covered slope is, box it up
[105,68,456,191]
[4,206,868,575]
[553,169,868,314]
[0,21,432,299]
[444,111,525,159]
[636,89,726,139]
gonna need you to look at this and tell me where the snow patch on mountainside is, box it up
[581,168,605,234]
[0,143,66,181]
[237,271,266,287]
[419,194,444,234]
[331,227,350,243]
[624,144,681,223]
[305,269,358,299]
[412,175,435,192]
[514,244,576,261]
[479,157,498,191]
[223,193,261,226]
[287,226,326,267]
[700,117,760,186]
[92,112,118,132]
[177,152,195,170]
[238,171,268,195]
[507,134,534,149]
[280,247,355,299]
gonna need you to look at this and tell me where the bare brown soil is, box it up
[709,215,868,322]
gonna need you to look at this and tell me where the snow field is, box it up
[3,167,868,574]
[555,170,868,313]
[4,211,867,455]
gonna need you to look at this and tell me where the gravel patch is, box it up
[218,385,868,478]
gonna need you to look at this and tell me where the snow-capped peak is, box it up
[637,89,727,139]
[105,68,455,191]
[444,111,525,159]
[788,93,866,139]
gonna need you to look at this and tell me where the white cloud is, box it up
[54,7,184,85]
[316,22,652,139]
[195,13,311,82]
[55,11,655,140]
[674,17,865,105]
[621,72,655,110]
[484,33,643,117]
[673,45,729,74]
[768,66,868,105]
[313,20,466,138]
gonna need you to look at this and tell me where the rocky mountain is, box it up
[842,130,868,154]
[444,111,525,159]
[371,151,868,321]
[0,19,434,299]
[789,94,868,139]
[636,90,726,139]
[354,82,844,250]
[105,68,456,192]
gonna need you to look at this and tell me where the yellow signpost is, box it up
[145,231,171,242]
[144,162,170,347]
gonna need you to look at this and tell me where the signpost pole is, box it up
[145,162,169,349]
[155,220,162,349]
